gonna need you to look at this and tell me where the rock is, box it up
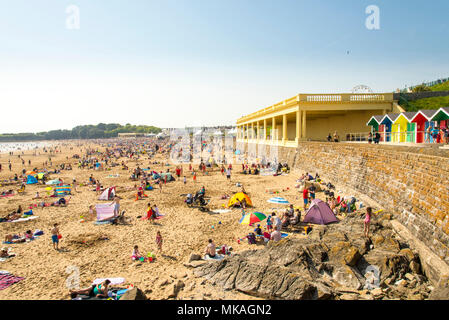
[404,273,415,282]
[333,266,364,290]
[184,260,207,268]
[339,293,359,300]
[399,248,415,261]
[168,280,185,299]
[159,279,173,287]
[429,278,449,300]
[120,287,147,300]
[191,215,431,300]
[316,282,334,300]
[409,260,421,274]
[189,254,202,262]
[370,288,384,299]
[328,241,361,267]
[408,293,423,300]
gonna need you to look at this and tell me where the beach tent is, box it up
[411,110,438,143]
[37,173,45,180]
[380,113,399,142]
[95,204,115,222]
[160,172,175,182]
[55,185,71,196]
[366,115,384,134]
[228,192,253,207]
[26,175,38,185]
[98,187,116,201]
[267,197,290,205]
[303,199,339,225]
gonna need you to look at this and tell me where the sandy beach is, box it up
[1,139,369,300]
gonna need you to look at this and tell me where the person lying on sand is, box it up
[70,279,111,299]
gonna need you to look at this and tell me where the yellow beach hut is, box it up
[391,113,414,143]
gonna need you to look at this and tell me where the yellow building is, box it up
[236,93,403,147]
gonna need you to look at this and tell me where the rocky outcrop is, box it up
[194,212,433,300]
[120,287,147,300]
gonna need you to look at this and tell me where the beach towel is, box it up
[203,254,225,261]
[0,274,24,290]
[93,277,125,286]
[267,197,289,204]
[10,216,39,223]
[94,220,112,225]
[211,209,231,214]
[95,204,115,222]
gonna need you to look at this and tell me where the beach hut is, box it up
[380,113,399,142]
[411,110,438,143]
[431,107,449,130]
[392,112,416,143]
[366,115,384,133]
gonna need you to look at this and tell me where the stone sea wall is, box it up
[275,142,449,268]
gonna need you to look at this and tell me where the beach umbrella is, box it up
[267,197,290,205]
[239,212,267,225]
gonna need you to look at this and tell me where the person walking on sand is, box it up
[226,167,231,182]
[193,170,197,183]
[158,178,163,193]
[156,231,163,254]
[364,207,372,238]
[51,223,60,250]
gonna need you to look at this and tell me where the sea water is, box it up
[0,141,52,154]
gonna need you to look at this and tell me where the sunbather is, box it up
[70,279,111,299]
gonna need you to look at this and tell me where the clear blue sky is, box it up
[0,0,448,133]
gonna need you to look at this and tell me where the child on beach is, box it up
[51,223,60,250]
[364,207,372,238]
[156,231,163,254]
[266,215,273,231]
[132,245,142,261]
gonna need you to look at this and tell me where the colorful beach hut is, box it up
[366,115,384,134]
[431,107,449,130]
[411,110,438,143]
[391,112,416,143]
[380,113,399,142]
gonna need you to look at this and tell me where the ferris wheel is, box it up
[351,85,374,94]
